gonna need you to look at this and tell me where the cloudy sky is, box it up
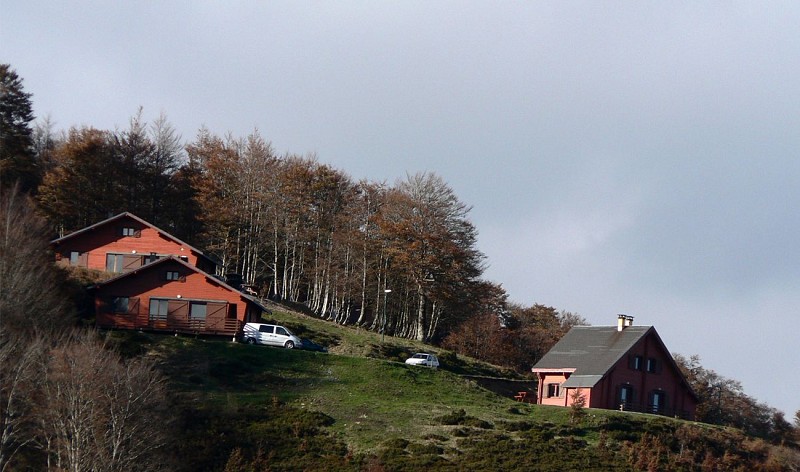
[3,1,799,415]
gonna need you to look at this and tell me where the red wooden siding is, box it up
[94,259,258,336]
[53,214,215,273]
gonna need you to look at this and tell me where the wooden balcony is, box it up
[99,310,242,337]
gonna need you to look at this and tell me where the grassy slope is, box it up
[120,318,529,452]
[107,306,799,471]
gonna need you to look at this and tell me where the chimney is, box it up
[617,314,634,331]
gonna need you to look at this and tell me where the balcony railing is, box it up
[101,310,242,336]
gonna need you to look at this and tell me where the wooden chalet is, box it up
[532,315,697,419]
[92,256,265,337]
[51,212,217,274]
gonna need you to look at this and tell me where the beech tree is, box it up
[378,172,484,341]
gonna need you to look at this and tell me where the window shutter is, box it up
[179,275,187,283]
[656,359,663,374]
[628,355,635,369]
[55,253,63,261]
[134,229,142,238]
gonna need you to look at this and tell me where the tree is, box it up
[0,335,46,471]
[37,126,124,234]
[0,184,75,335]
[37,331,170,472]
[569,389,587,424]
[0,64,37,192]
[673,353,791,441]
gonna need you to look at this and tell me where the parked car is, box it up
[242,322,302,349]
[405,353,440,368]
[300,338,328,352]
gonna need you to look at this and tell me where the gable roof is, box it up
[533,325,698,399]
[50,212,217,266]
[532,325,652,377]
[91,256,268,313]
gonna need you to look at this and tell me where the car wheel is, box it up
[285,341,294,349]
[246,337,256,345]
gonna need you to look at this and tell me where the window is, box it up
[646,358,658,373]
[121,227,136,236]
[546,383,561,398]
[632,355,643,371]
[189,302,207,320]
[106,254,124,273]
[144,253,160,264]
[70,251,81,266]
[276,327,288,336]
[111,297,129,313]
[149,299,168,321]
[259,325,274,333]
[166,271,181,281]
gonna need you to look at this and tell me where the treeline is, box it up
[674,353,799,444]
[2,62,580,352]
[32,116,490,342]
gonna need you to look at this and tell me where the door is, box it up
[274,326,291,346]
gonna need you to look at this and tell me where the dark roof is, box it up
[50,212,216,265]
[91,256,268,313]
[532,325,652,377]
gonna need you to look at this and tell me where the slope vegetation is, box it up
[107,307,799,471]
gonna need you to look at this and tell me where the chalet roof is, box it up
[50,212,216,265]
[91,256,269,313]
[532,325,653,378]
[533,324,699,400]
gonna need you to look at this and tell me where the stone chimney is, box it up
[617,314,634,331]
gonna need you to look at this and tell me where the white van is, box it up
[242,323,302,349]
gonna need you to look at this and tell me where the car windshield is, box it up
[412,354,427,359]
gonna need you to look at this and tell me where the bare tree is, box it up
[0,335,46,471]
[0,183,74,336]
[37,331,170,472]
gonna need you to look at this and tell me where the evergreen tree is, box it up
[0,64,37,192]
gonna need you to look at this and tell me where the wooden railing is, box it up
[101,311,242,336]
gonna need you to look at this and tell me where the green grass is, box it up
[117,330,528,452]
[103,307,796,471]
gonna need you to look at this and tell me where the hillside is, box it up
[106,306,800,471]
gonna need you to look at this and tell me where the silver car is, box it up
[242,323,302,349]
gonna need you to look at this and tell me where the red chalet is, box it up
[531,315,697,419]
[92,256,265,337]
[51,212,217,274]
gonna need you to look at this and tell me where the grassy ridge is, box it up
[106,308,800,471]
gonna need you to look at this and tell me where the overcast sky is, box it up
[3,1,799,416]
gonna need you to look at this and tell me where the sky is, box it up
[3,1,799,416]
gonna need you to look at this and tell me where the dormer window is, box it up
[122,227,136,236]
[166,271,181,281]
